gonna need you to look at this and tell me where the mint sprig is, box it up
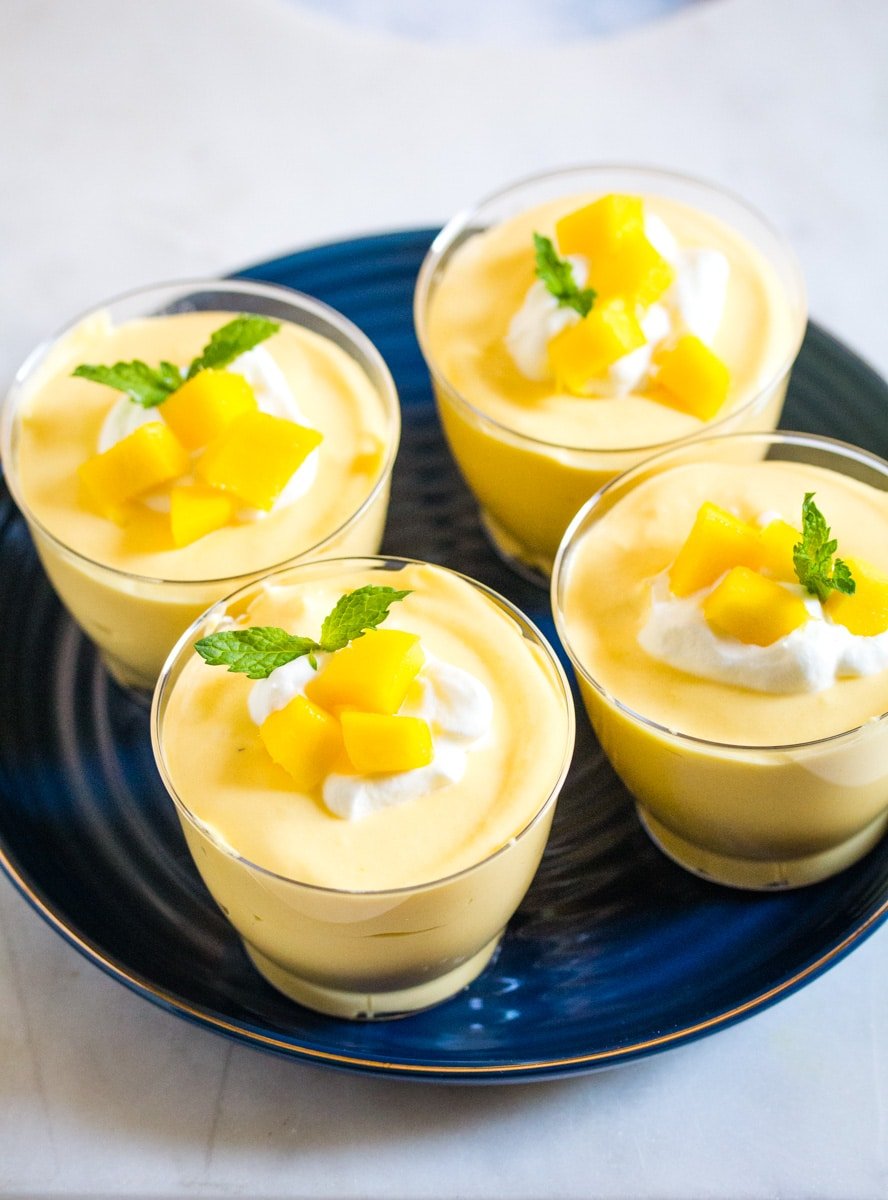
[533,232,596,318]
[194,585,411,679]
[72,314,280,408]
[793,493,856,603]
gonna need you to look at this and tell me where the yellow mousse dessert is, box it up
[2,281,398,689]
[152,560,574,1017]
[416,167,805,576]
[553,434,888,889]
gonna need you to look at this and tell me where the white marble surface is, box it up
[1,0,887,1195]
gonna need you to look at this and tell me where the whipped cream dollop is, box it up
[97,344,319,517]
[639,573,888,696]
[248,646,493,820]
[505,213,729,397]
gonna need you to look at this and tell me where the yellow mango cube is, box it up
[341,712,434,775]
[703,566,809,646]
[555,194,644,258]
[757,519,800,582]
[170,483,236,547]
[79,422,189,519]
[548,299,646,393]
[655,335,730,420]
[590,229,675,307]
[259,694,342,791]
[824,557,888,636]
[161,369,257,451]
[196,411,323,511]
[306,629,425,715]
[669,502,762,597]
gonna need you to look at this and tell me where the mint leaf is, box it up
[194,586,411,678]
[793,493,856,603]
[318,585,412,652]
[194,627,319,680]
[72,361,180,408]
[186,315,280,380]
[533,232,596,318]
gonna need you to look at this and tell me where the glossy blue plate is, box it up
[1,230,887,1083]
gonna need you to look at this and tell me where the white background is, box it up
[1,0,887,1195]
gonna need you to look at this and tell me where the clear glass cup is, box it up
[1,279,400,692]
[415,165,807,582]
[552,431,888,890]
[151,555,576,1018]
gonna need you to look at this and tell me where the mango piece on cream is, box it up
[341,711,434,774]
[161,369,258,451]
[170,483,236,548]
[306,629,425,715]
[554,194,643,258]
[655,335,730,420]
[548,299,646,394]
[259,694,343,790]
[669,502,762,597]
[590,229,675,308]
[703,565,809,646]
[757,519,800,582]
[78,422,189,521]
[825,558,888,636]
[196,411,323,511]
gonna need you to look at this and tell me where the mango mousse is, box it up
[1,281,398,689]
[416,166,806,576]
[152,560,575,1018]
[553,434,888,889]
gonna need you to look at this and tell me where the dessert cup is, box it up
[415,165,807,582]
[552,431,888,890]
[152,555,575,1018]
[1,279,400,692]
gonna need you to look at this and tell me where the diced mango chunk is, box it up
[161,369,257,451]
[548,299,646,393]
[703,566,809,646]
[196,411,323,511]
[340,712,434,775]
[259,694,343,791]
[655,335,730,420]
[669,502,762,597]
[170,483,236,547]
[590,229,675,308]
[824,557,888,636]
[555,194,644,259]
[79,422,190,520]
[757,519,800,582]
[306,629,425,716]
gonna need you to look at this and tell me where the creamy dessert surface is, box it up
[561,461,888,746]
[162,564,568,891]
[15,310,390,580]
[426,193,792,448]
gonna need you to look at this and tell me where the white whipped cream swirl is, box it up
[640,573,888,695]
[248,648,493,820]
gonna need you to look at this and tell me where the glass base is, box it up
[243,935,502,1019]
[479,510,551,588]
[637,807,888,890]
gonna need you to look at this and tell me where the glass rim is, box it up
[413,162,808,455]
[151,553,577,898]
[0,276,401,589]
[551,428,888,753]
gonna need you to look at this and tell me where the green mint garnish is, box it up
[793,493,856,603]
[185,315,280,380]
[72,314,280,408]
[194,585,411,679]
[533,232,596,318]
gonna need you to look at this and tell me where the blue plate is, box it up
[1,230,887,1082]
